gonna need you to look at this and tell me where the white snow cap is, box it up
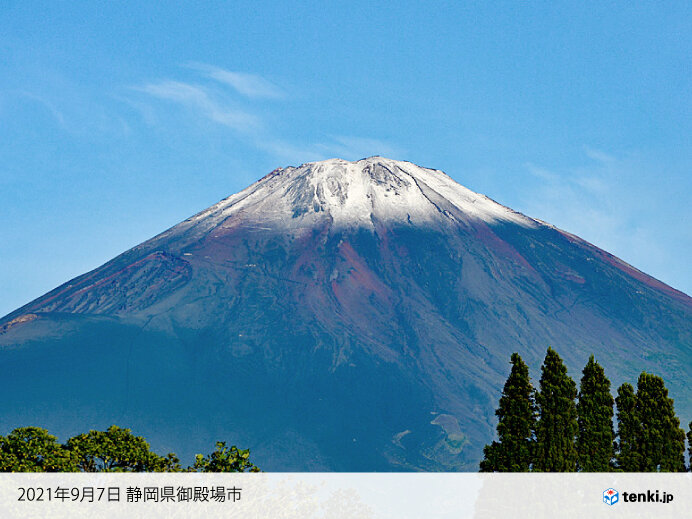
[187,157,536,232]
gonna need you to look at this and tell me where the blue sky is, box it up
[1,1,690,317]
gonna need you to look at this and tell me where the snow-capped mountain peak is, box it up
[184,157,535,233]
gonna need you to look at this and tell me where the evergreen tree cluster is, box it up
[480,347,690,472]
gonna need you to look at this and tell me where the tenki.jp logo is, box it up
[603,488,619,506]
[602,488,674,506]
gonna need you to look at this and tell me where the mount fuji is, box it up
[1,157,690,470]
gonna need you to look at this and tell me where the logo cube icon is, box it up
[603,488,619,506]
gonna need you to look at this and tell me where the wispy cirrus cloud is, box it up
[187,63,285,99]
[584,146,616,164]
[132,65,399,166]
[521,148,681,287]
[15,91,66,126]
[525,149,625,234]
[135,80,260,131]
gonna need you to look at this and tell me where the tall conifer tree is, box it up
[576,355,614,471]
[615,383,641,471]
[480,353,536,472]
[534,347,578,472]
[687,422,691,472]
[479,441,501,473]
[636,373,686,472]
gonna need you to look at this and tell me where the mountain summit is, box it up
[176,157,533,231]
[1,157,690,470]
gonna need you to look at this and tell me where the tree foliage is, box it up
[635,373,686,472]
[534,347,578,472]
[576,355,614,471]
[193,441,261,472]
[0,425,258,473]
[482,349,689,473]
[66,425,180,472]
[480,352,536,472]
[687,422,691,472]
[479,441,502,473]
[615,382,641,471]
[0,427,77,472]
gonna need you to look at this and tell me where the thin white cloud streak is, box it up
[135,78,316,163]
[9,89,132,138]
[136,80,260,131]
[134,70,400,168]
[15,91,66,126]
[187,63,285,99]
[521,149,679,288]
[584,146,616,164]
[524,153,626,240]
